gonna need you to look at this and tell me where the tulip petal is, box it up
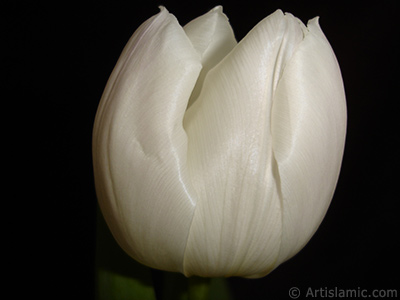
[182,10,305,277]
[271,18,347,264]
[93,7,202,273]
[183,6,237,108]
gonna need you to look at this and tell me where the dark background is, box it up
[9,0,398,299]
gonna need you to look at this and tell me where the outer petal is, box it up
[92,7,202,273]
[272,17,347,264]
[183,6,237,108]
[183,10,305,278]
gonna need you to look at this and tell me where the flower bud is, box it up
[93,6,346,278]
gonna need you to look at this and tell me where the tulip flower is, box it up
[93,6,346,279]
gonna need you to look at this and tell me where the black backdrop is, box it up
[9,0,398,299]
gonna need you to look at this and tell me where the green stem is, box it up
[188,277,211,300]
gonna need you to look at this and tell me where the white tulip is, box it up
[92,6,346,278]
